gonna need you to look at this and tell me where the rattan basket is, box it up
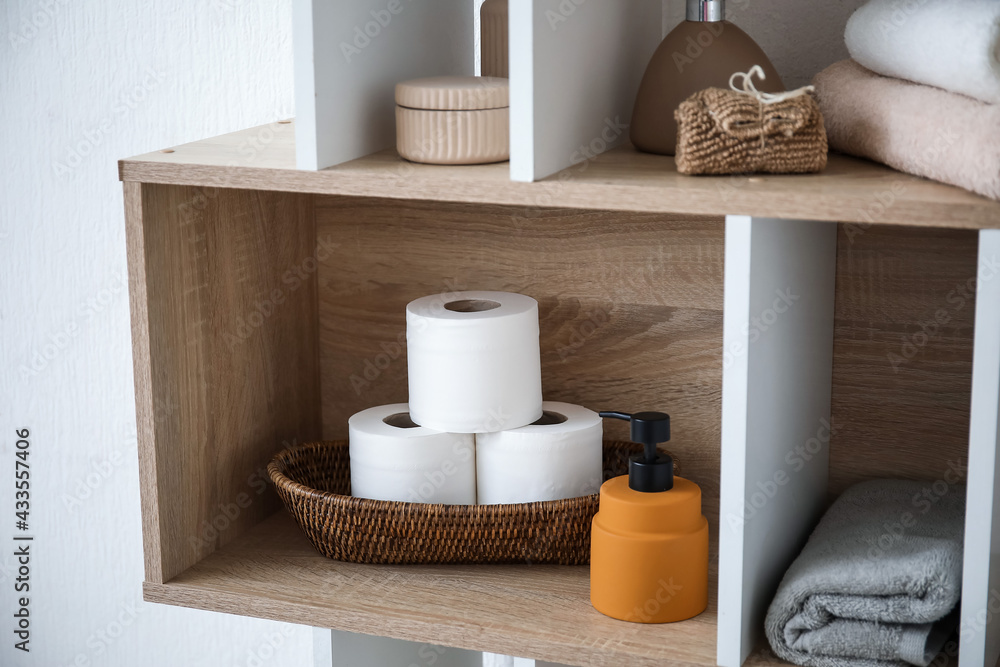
[268,439,678,565]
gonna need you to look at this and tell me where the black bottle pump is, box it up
[599,411,674,493]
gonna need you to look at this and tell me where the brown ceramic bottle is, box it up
[631,0,783,156]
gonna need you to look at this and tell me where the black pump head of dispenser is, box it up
[599,411,674,493]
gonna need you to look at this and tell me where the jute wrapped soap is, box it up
[675,66,827,176]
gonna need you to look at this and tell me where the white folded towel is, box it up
[845,0,1000,104]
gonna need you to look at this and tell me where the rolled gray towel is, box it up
[765,479,965,667]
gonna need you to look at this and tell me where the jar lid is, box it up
[395,76,509,111]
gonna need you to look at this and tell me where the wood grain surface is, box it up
[145,512,723,667]
[125,183,322,582]
[124,181,164,583]
[118,122,1000,229]
[144,507,963,667]
[314,197,725,536]
[829,225,976,495]
[125,179,982,664]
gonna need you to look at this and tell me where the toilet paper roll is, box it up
[349,404,477,505]
[476,402,603,505]
[406,291,542,433]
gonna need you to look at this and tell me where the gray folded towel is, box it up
[765,479,965,667]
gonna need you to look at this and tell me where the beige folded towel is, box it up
[813,60,1000,202]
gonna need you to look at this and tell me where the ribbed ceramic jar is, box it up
[395,76,509,165]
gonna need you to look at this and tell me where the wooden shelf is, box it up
[145,512,735,667]
[119,121,1000,229]
[144,507,957,667]
[123,124,1000,666]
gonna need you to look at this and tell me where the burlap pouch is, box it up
[674,67,828,175]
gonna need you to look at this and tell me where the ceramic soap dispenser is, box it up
[630,0,784,155]
[590,411,708,623]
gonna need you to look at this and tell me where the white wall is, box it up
[0,1,311,666]
[665,0,867,89]
[730,0,867,89]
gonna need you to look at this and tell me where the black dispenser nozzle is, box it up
[599,411,674,493]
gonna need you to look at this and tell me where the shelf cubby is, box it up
[291,0,662,180]
[123,122,1000,667]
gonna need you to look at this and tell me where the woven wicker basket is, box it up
[268,439,678,565]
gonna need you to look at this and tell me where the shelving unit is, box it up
[290,0,661,179]
[121,123,999,228]
[122,121,1000,667]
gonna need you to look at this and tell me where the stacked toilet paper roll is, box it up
[406,291,542,433]
[476,402,604,505]
[348,290,603,506]
[349,404,476,504]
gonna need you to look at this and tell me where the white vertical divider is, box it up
[508,0,661,182]
[312,629,482,667]
[313,627,334,666]
[483,654,511,667]
[484,656,568,667]
[717,216,838,666]
[293,0,474,170]
[960,230,1000,667]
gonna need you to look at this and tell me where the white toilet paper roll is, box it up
[406,291,543,433]
[349,404,477,504]
[476,402,603,505]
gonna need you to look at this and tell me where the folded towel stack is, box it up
[812,0,1000,201]
[765,479,965,667]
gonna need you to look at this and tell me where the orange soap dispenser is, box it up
[591,411,708,623]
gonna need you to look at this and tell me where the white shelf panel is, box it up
[293,0,475,170]
[961,229,1000,667]
[508,0,661,181]
[718,216,838,666]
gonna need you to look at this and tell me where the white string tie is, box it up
[729,65,815,105]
